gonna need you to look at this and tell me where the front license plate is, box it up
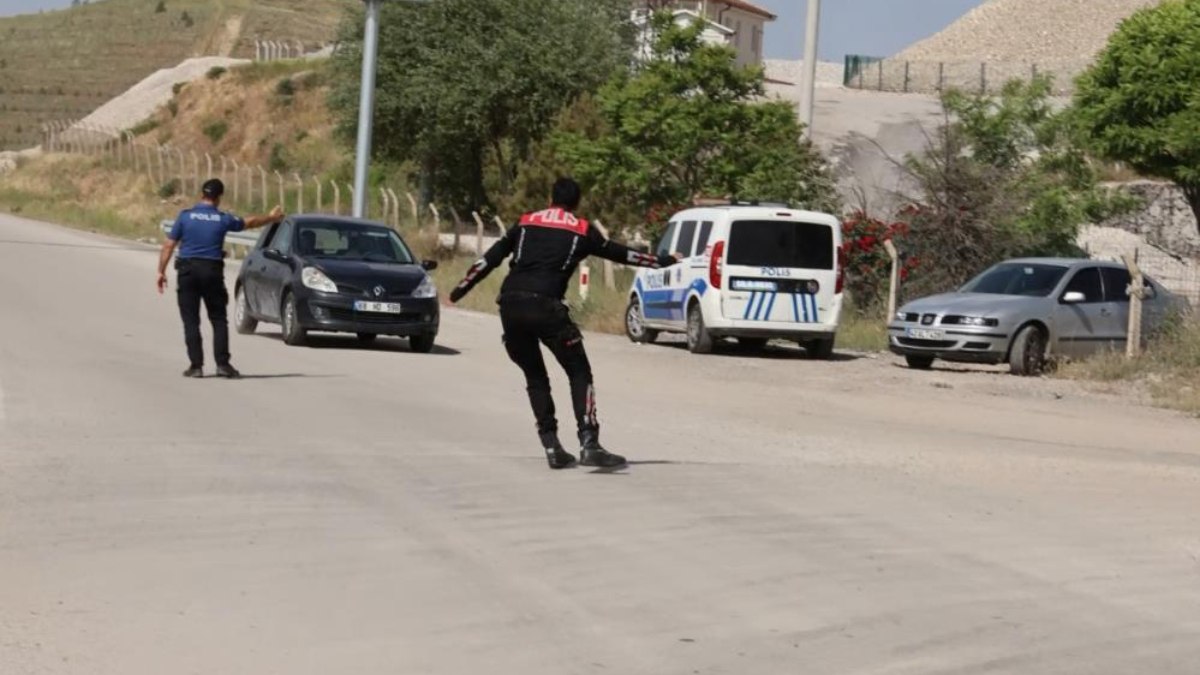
[354,301,403,314]
[906,327,944,340]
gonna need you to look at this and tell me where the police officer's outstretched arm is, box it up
[586,225,678,269]
[448,227,518,304]
[243,205,286,230]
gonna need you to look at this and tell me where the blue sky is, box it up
[0,0,988,60]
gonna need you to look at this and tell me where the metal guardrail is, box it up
[158,219,261,248]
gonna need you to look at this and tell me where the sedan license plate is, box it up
[354,300,403,314]
[906,327,944,340]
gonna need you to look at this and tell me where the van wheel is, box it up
[234,286,257,335]
[905,355,935,370]
[281,292,307,346]
[1009,325,1046,376]
[625,296,658,344]
[686,303,714,354]
[805,337,835,360]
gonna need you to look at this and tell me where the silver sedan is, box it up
[889,258,1185,375]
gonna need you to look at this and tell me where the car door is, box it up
[1054,266,1106,359]
[241,222,278,317]
[1099,266,1134,352]
[640,221,678,326]
[662,219,699,328]
[259,219,296,321]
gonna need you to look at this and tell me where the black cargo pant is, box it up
[499,293,597,442]
[176,258,231,368]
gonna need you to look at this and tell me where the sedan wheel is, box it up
[281,293,307,346]
[234,286,257,335]
[410,333,436,354]
[1009,325,1047,376]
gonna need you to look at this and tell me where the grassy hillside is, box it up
[0,0,352,150]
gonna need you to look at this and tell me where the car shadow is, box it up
[254,332,462,356]
[889,361,1015,377]
[645,340,860,362]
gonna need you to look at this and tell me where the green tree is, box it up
[329,0,633,210]
[900,77,1132,296]
[1074,0,1200,234]
[552,14,838,238]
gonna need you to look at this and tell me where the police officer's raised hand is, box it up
[269,205,285,222]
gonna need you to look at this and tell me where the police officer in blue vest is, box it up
[157,179,284,378]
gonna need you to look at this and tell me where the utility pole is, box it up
[798,0,822,139]
[352,0,383,218]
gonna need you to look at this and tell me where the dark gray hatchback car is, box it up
[234,215,441,352]
[889,258,1186,375]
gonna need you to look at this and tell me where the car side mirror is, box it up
[421,259,438,271]
[1061,291,1086,304]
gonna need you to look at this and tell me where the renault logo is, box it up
[373,285,385,298]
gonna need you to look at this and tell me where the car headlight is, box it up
[895,311,908,322]
[957,316,998,327]
[301,267,338,293]
[412,275,437,299]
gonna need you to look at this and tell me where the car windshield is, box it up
[295,222,415,264]
[960,263,1069,297]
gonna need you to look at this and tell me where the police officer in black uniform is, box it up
[157,179,284,378]
[449,178,677,470]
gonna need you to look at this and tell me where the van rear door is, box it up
[720,219,837,325]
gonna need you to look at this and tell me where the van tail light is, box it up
[709,240,725,289]
[835,246,845,294]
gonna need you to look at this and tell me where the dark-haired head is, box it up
[201,178,225,206]
[551,177,581,212]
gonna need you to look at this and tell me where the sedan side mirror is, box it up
[1061,291,1086,304]
[421,259,439,271]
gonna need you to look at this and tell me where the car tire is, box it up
[410,333,436,354]
[805,337,836,360]
[739,337,769,352]
[234,286,257,335]
[625,296,658,344]
[1009,324,1047,376]
[905,354,935,370]
[281,292,307,346]
[356,332,378,345]
[686,302,714,354]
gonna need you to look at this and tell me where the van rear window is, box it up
[727,220,834,270]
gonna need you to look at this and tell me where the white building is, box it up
[632,0,777,67]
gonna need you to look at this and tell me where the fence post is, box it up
[493,215,507,235]
[259,167,268,211]
[191,151,200,194]
[314,176,324,213]
[205,153,213,182]
[1123,254,1146,359]
[449,206,463,252]
[980,62,988,94]
[406,191,419,226]
[938,62,945,92]
[1031,63,1039,82]
[387,188,400,228]
[331,181,341,215]
[883,239,900,326]
[593,220,617,289]
[380,187,390,224]
[346,183,356,217]
[903,61,910,93]
[579,262,591,301]
[275,171,285,210]
[471,211,485,256]
[294,173,304,213]
[877,59,884,91]
[428,203,441,238]
[231,159,240,205]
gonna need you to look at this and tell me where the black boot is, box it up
[540,432,576,470]
[579,430,626,468]
[215,364,241,379]
[182,366,204,378]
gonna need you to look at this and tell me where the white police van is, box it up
[625,204,843,356]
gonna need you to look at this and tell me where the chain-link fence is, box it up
[844,55,1094,96]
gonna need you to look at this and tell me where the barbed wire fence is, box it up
[843,55,1095,96]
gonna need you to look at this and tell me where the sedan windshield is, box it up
[296,222,415,264]
[960,263,1068,297]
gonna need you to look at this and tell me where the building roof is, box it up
[714,0,777,21]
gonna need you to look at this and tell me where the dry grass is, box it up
[837,311,889,353]
[0,0,351,151]
[1060,319,1200,415]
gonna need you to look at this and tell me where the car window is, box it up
[271,221,295,255]
[697,221,714,253]
[258,222,280,250]
[961,263,1068,296]
[297,222,415,264]
[656,222,678,258]
[674,221,697,258]
[726,220,834,270]
[1062,267,1103,303]
[1100,267,1132,303]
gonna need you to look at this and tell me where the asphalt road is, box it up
[3,213,1200,675]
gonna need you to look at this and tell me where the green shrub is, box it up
[206,66,226,80]
[158,178,181,199]
[202,120,228,144]
[166,100,178,117]
[268,143,287,171]
[128,118,160,136]
[172,82,186,96]
[274,77,296,105]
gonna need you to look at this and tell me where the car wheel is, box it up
[905,354,935,370]
[410,333,436,354]
[686,302,714,354]
[625,296,659,344]
[739,337,769,351]
[281,292,307,346]
[1009,324,1046,376]
[234,286,257,335]
[356,332,378,345]
[805,337,836,360]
